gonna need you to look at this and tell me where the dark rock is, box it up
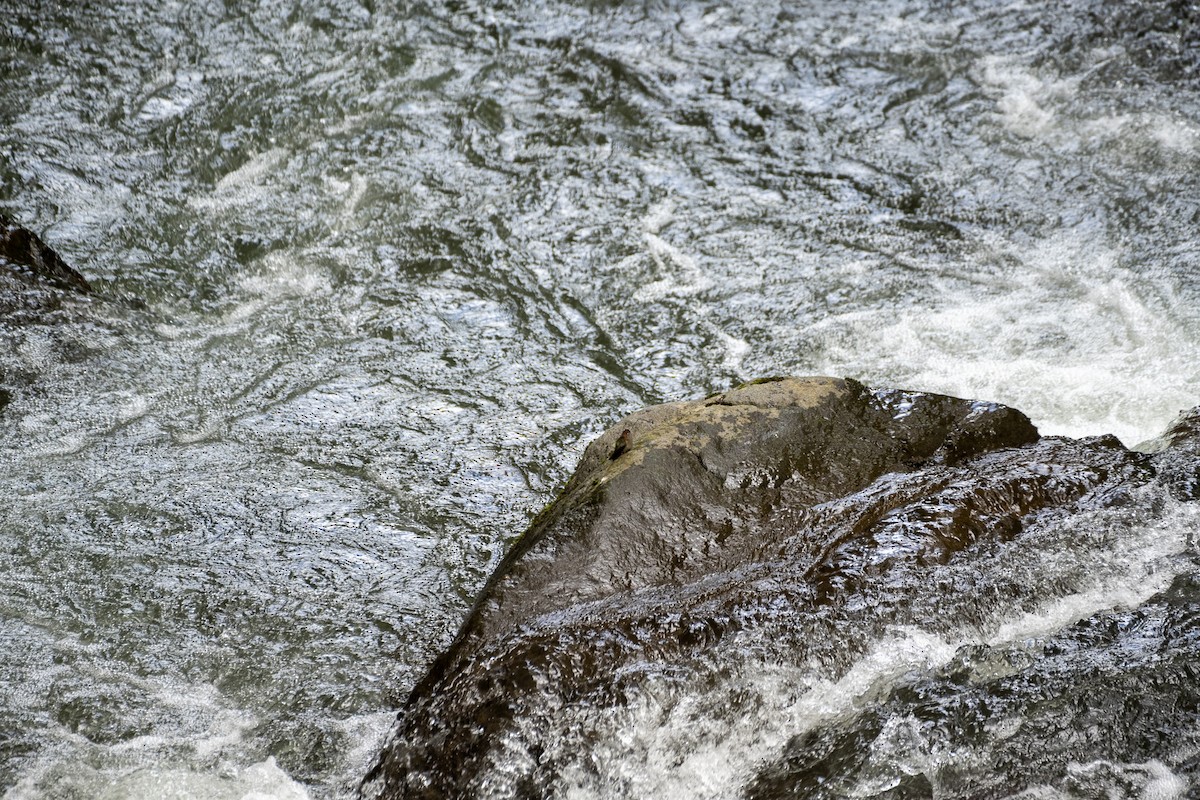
[0,214,93,294]
[1140,405,1200,456]
[0,214,97,326]
[362,377,1194,799]
[1139,405,1200,500]
[0,215,147,403]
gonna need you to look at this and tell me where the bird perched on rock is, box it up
[610,429,632,460]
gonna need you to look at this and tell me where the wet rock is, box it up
[363,378,1195,799]
[1139,405,1200,500]
[1139,405,1200,456]
[0,215,139,401]
[0,215,97,325]
[0,214,93,295]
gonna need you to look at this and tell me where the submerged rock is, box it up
[0,214,93,294]
[0,215,142,403]
[364,377,1200,799]
[0,214,94,323]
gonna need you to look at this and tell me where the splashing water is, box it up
[1,0,1199,796]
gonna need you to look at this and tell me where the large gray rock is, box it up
[363,377,1199,799]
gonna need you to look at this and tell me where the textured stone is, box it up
[363,378,1195,799]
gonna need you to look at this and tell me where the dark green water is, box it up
[1,0,1198,797]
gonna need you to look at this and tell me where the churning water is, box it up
[1,0,1198,797]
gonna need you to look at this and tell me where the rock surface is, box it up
[0,215,92,292]
[0,214,94,322]
[363,377,1200,799]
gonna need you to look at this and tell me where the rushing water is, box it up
[1,0,1198,797]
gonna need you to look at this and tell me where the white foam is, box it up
[188,149,289,213]
[633,200,715,302]
[1008,759,1188,800]
[137,70,204,123]
[975,51,1200,170]
[634,233,714,301]
[557,497,1195,800]
[807,230,1199,444]
[3,744,314,800]
[715,329,749,372]
[642,200,675,236]
[87,758,310,800]
[978,57,1069,139]
[555,628,961,800]
[1,680,321,800]
[0,650,314,800]
[224,251,334,323]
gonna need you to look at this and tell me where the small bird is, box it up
[609,429,632,460]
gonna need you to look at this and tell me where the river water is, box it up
[1,0,1198,798]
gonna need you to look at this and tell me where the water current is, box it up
[1,0,1198,797]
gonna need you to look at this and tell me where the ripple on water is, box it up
[1,0,1199,796]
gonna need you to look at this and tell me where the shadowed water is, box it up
[1,0,1198,797]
